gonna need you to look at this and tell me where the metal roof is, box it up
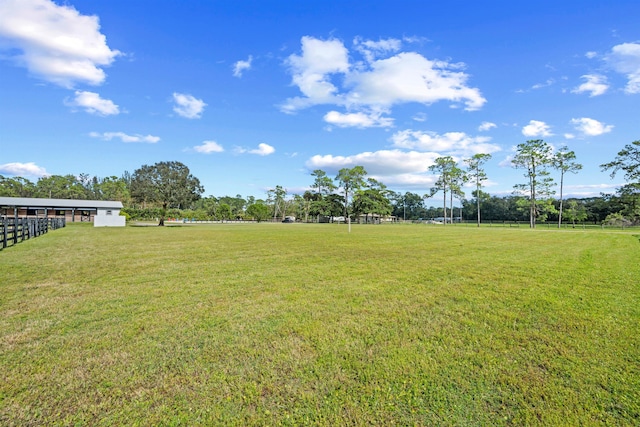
[0,197,123,209]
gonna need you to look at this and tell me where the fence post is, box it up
[12,217,17,245]
[2,218,7,249]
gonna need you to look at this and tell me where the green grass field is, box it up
[1,223,639,426]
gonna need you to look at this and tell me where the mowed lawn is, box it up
[1,223,639,426]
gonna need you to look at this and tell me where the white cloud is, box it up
[64,90,119,115]
[307,150,439,176]
[563,183,624,198]
[478,121,497,131]
[344,52,486,111]
[402,35,430,45]
[605,42,640,94]
[303,129,501,189]
[281,36,486,115]
[233,55,253,77]
[564,133,576,139]
[570,117,613,136]
[0,0,121,88]
[251,143,275,156]
[306,149,442,188]
[172,93,206,119]
[567,183,619,191]
[194,141,224,153]
[282,36,350,112]
[236,143,275,156]
[412,112,427,122]
[572,74,609,97]
[585,51,598,59]
[522,120,553,137]
[0,161,48,177]
[382,173,438,188]
[498,155,514,168]
[323,110,394,128]
[89,131,160,143]
[531,79,555,90]
[391,130,501,156]
[353,37,402,62]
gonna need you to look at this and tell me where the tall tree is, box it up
[311,169,336,195]
[196,196,219,218]
[325,194,346,220]
[246,202,270,222]
[551,147,582,228]
[218,195,246,219]
[0,176,36,197]
[267,185,287,220]
[428,156,457,225]
[217,203,232,222]
[352,178,392,224]
[95,176,131,202]
[511,140,555,228]
[395,192,427,220]
[289,194,306,221]
[563,199,588,227]
[336,166,367,232]
[464,153,492,227]
[308,169,337,222]
[449,165,467,224]
[302,190,321,222]
[77,173,97,199]
[601,140,640,222]
[130,161,204,226]
[35,174,87,199]
[601,140,640,184]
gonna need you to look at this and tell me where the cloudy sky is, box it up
[1,0,639,201]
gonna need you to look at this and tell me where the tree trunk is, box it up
[450,191,454,224]
[443,188,447,226]
[158,203,167,226]
[530,170,536,229]
[558,172,564,228]
[476,182,481,227]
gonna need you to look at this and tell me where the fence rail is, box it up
[0,217,66,251]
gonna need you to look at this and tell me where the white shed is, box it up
[94,206,126,227]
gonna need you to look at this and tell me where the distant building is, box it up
[357,214,396,224]
[431,217,462,223]
[0,197,126,227]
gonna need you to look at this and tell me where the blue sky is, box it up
[1,0,639,202]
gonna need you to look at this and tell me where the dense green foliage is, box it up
[601,140,640,223]
[1,139,639,224]
[465,153,492,226]
[130,161,204,225]
[429,156,466,225]
[245,202,270,222]
[0,174,131,202]
[552,146,582,228]
[1,223,638,425]
[511,139,556,228]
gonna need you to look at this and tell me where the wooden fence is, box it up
[0,217,66,251]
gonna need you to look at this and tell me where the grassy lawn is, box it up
[1,223,639,426]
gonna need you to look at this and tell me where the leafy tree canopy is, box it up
[130,161,204,225]
[601,140,640,185]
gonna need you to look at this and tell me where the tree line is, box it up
[1,140,639,226]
